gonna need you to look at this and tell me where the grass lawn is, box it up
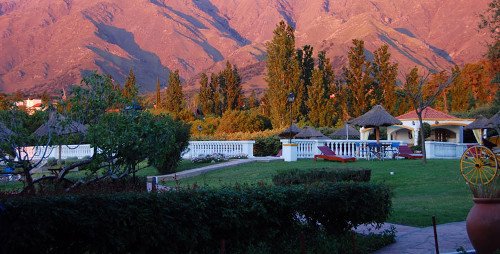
[167,159,473,227]
[0,160,214,193]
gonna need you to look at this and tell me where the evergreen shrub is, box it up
[0,183,391,253]
[273,168,371,186]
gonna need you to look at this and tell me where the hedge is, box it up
[273,168,372,186]
[0,183,391,253]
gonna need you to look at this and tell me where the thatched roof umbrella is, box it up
[465,115,490,145]
[348,105,402,143]
[331,124,360,140]
[0,122,14,141]
[295,126,329,139]
[34,112,87,137]
[487,111,500,129]
[278,124,302,139]
[465,115,490,130]
[34,112,87,161]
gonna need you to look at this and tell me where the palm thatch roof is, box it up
[331,125,360,139]
[294,126,329,139]
[464,115,490,130]
[487,111,500,128]
[348,105,402,127]
[34,112,87,136]
[278,124,302,138]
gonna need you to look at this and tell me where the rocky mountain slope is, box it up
[0,0,491,94]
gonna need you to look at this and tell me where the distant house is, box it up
[387,107,474,145]
[15,98,44,114]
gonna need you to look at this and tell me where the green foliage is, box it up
[253,135,281,156]
[373,44,398,114]
[190,116,220,137]
[264,20,302,128]
[163,70,185,115]
[148,114,191,174]
[273,168,371,186]
[343,39,374,117]
[297,45,315,116]
[221,62,243,111]
[65,72,123,125]
[0,183,392,253]
[307,68,336,127]
[217,110,271,134]
[123,68,139,102]
[198,73,215,115]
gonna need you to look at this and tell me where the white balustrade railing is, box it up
[22,144,94,160]
[425,141,476,159]
[182,141,255,159]
[281,139,405,159]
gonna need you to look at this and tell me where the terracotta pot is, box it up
[466,198,500,254]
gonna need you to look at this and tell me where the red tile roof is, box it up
[397,107,457,120]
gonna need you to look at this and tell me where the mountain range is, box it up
[0,0,492,94]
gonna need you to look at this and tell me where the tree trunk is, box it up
[23,167,35,194]
[418,114,427,164]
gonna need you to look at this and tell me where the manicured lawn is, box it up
[167,159,473,227]
[0,160,213,193]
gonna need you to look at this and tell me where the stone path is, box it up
[357,221,473,254]
[146,157,282,187]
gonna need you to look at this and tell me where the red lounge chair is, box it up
[397,145,423,159]
[314,146,356,163]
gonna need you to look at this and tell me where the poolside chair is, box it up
[314,146,356,163]
[396,145,423,159]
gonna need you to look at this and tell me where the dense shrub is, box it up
[273,168,372,186]
[254,135,282,156]
[0,183,392,253]
[191,128,285,141]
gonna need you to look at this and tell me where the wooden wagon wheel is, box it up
[460,146,498,186]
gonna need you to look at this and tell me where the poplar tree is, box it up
[448,66,469,112]
[222,62,243,111]
[248,90,259,108]
[164,70,185,115]
[123,68,138,101]
[343,39,373,117]
[198,73,215,115]
[264,21,302,128]
[307,68,336,127]
[373,44,398,114]
[297,45,314,117]
[210,73,222,116]
[155,77,162,108]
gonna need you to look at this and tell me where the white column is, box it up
[282,141,298,162]
[413,128,420,146]
[241,141,255,158]
[458,126,464,143]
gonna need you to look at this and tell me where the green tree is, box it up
[297,45,315,117]
[343,39,374,117]
[198,72,215,115]
[307,69,336,127]
[264,21,302,128]
[164,70,186,115]
[210,73,223,116]
[155,77,162,108]
[123,68,139,102]
[222,62,243,111]
[373,44,398,114]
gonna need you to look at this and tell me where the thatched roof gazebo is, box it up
[34,112,87,137]
[465,115,490,145]
[465,115,490,130]
[487,111,500,129]
[294,126,328,139]
[331,124,360,140]
[0,122,14,141]
[348,105,402,143]
[278,124,302,139]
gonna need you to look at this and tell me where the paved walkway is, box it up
[147,157,282,184]
[357,221,473,254]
